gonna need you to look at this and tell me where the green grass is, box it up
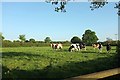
[2,46,118,79]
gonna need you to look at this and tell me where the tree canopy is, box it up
[29,38,36,43]
[71,36,81,44]
[19,35,26,42]
[0,32,5,40]
[44,37,51,43]
[82,29,98,45]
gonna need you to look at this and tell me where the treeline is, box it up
[2,40,118,47]
[2,40,70,47]
[99,41,118,46]
[0,29,118,47]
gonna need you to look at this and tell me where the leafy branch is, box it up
[46,0,120,16]
[115,1,120,16]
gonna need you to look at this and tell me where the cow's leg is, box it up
[77,47,80,51]
[70,48,73,52]
[69,47,72,52]
[60,46,62,50]
[108,50,110,53]
[75,48,78,51]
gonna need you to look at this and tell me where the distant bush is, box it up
[101,41,117,46]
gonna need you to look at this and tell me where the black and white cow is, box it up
[68,43,86,52]
[68,44,79,52]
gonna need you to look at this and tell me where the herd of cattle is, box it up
[50,42,111,53]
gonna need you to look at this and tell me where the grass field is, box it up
[2,46,118,79]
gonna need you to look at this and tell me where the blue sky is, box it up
[2,2,118,41]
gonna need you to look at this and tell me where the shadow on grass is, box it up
[2,52,53,60]
[55,49,98,53]
[2,52,119,80]
[81,51,97,53]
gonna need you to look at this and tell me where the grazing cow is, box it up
[69,44,79,52]
[106,43,111,53]
[92,43,99,49]
[51,43,62,50]
[51,43,56,49]
[92,43,103,52]
[68,43,86,52]
[68,44,75,52]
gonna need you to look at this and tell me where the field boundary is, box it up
[65,68,120,80]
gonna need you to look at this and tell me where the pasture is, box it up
[2,46,118,79]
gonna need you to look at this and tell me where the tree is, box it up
[25,40,29,43]
[0,32,5,40]
[71,36,81,44]
[44,37,51,43]
[3,40,11,42]
[82,29,98,45]
[29,38,36,43]
[19,35,26,42]
[47,0,120,16]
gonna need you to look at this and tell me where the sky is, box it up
[1,2,118,41]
